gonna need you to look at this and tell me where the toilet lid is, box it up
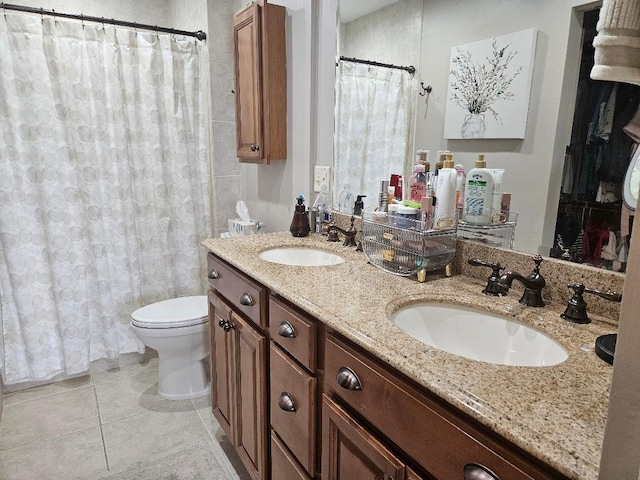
[131,295,208,329]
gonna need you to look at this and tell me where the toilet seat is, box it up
[131,295,208,329]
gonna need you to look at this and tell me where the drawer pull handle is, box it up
[277,392,296,412]
[208,269,220,279]
[239,292,254,306]
[336,367,362,391]
[464,464,500,480]
[277,321,296,338]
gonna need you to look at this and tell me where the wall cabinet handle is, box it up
[278,392,296,412]
[208,269,220,279]
[250,144,260,152]
[276,321,296,338]
[336,367,362,391]
[239,292,254,306]
[464,463,500,480]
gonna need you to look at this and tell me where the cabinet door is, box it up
[322,394,406,480]
[233,3,263,161]
[209,292,235,441]
[234,312,268,480]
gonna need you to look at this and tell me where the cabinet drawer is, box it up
[270,343,317,475]
[271,431,312,480]
[207,254,266,329]
[325,335,536,480]
[269,296,317,371]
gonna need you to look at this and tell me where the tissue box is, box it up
[228,218,262,236]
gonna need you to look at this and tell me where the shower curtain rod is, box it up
[338,56,415,75]
[0,2,207,40]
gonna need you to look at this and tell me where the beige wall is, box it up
[414,0,597,255]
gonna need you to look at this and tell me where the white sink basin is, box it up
[258,247,345,266]
[390,303,568,367]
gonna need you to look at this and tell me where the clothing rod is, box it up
[338,56,415,75]
[0,2,206,40]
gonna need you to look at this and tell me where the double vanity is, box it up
[202,232,617,480]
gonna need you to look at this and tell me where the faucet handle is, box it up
[561,283,622,324]
[582,284,622,303]
[467,258,507,296]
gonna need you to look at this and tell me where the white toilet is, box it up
[130,295,210,400]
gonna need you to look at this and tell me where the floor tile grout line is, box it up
[92,379,111,471]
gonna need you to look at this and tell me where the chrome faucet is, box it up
[498,255,546,307]
[327,216,358,247]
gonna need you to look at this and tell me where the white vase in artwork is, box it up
[461,113,486,139]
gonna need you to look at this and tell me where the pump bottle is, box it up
[462,154,494,225]
[290,195,310,237]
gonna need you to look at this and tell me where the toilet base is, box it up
[158,383,210,400]
[157,355,210,400]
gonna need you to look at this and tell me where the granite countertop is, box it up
[202,232,616,480]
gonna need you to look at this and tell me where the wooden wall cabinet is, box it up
[208,255,268,480]
[233,0,286,164]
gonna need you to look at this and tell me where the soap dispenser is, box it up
[290,195,310,237]
[353,195,366,216]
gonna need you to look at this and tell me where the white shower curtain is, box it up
[0,14,211,385]
[333,62,415,208]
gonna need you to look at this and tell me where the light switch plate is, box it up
[313,166,331,192]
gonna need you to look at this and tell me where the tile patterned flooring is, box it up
[0,357,250,479]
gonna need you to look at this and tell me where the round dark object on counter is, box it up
[595,334,617,365]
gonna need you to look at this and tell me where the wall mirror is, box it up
[331,0,632,276]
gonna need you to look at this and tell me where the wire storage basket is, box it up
[361,210,457,279]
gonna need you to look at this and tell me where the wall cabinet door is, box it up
[233,4,263,162]
[322,394,406,480]
[209,291,268,480]
[232,1,286,164]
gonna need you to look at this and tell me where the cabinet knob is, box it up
[250,144,260,152]
[336,367,362,391]
[208,269,220,279]
[464,464,500,480]
[277,392,296,412]
[276,321,296,338]
[239,292,254,306]
[218,319,234,332]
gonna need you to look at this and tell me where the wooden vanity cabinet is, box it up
[269,296,319,479]
[232,0,286,164]
[323,334,570,480]
[207,254,268,480]
[322,394,420,480]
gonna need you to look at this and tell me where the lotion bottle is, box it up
[433,154,457,229]
[462,154,494,225]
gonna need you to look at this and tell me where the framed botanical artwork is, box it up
[444,28,537,139]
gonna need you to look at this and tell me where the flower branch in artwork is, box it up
[449,39,522,124]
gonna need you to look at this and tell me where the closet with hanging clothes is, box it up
[552,7,639,273]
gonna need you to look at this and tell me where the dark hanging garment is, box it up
[598,83,640,183]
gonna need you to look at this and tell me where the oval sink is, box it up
[390,303,568,367]
[259,247,345,266]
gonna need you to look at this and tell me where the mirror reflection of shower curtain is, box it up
[333,62,415,209]
[0,14,210,385]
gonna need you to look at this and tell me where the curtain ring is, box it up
[80,13,85,29]
[40,7,44,23]
[155,25,159,40]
